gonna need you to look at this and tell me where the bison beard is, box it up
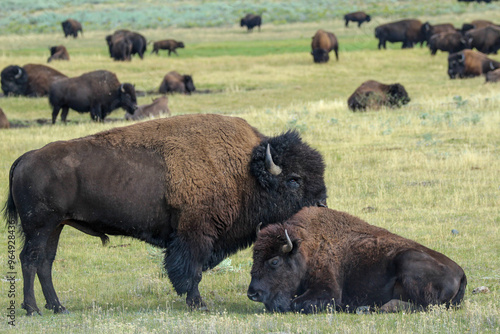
[3,114,327,315]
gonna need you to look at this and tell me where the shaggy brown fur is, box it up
[151,40,185,56]
[344,11,371,28]
[47,45,70,63]
[347,80,410,111]
[465,25,500,54]
[125,96,171,120]
[311,29,339,63]
[61,19,82,38]
[429,31,469,55]
[448,49,500,78]
[159,71,195,94]
[375,19,424,49]
[421,22,456,44]
[485,68,500,82]
[0,107,9,129]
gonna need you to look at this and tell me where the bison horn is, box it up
[15,68,22,79]
[490,61,495,70]
[460,53,465,62]
[256,222,262,234]
[281,229,293,254]
[120,84,125,93]
[265,144,282,176]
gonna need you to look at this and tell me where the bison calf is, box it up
[347,80,410,111]
[0,107,10,129]
[1,64,67,97]
[151,40,185,56]
[448,49,500,79]
[125,96,171,120]
[344,11,371,28]
[47,45,70,63]
[240,14,262,32]
[248,207,467,314]
[159,71,195,94]
[311,29,339,63]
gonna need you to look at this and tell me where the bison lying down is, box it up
[347,80,410,111]
[1,64,67,97]
[47,45,70,63]
[448,49,500,79]
[159,71,195,94]
[248,207,467,314]
[125,96,170,120]
[4,114,327,315]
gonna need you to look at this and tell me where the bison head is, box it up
[178,41,185,48]
[248,223,306,312]
[183,75,196,94]
[388,83,410,107]
[311,48,329,63]
[118,83,138,113]
[448,52,465,79]
[1,65,29,96]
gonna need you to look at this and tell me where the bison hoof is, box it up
[187,297,208,312]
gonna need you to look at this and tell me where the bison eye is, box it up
[287,175,301,189]
[268,256,281,268]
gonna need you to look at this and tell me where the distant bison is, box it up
[0,107,9,129]
[485,68,500,82]
[311,29,339,63]
[421,22,456,44]
[247,207,467,314]
[4,113,328,315]
[462,20,496,33]
[151,40,185,56]
[125,96,170,120]
[49,70,137,123]
[448,49,500,79]
[465,25,500,54]
[159,71,196,94]
[106,30,147,60]
[1,64,67,97]
[61,19,83,38]
[429,31,469,55]
[240,14,262,32]
[344,11,371,28]
[347,80,410,111]
[47,45,70,63]
[375,19,424,49]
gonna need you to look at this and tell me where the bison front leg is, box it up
[60,107,70,123]
[51,106,61,124]
[291,286,340,314]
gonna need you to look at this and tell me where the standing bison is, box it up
[49,70,137,123]
[47,45,70,63]
[240,14,262,32]
[448,49,500,79]
[1,64,67,97]
[247,207,467,314]
[375,19,424,49]
[428,31,469,55]
[3,113,328,315]
[106,30,147,60]
[465,25,500,54]
[159,71,196,94]
[61,19,83,38]
[421,22,456,44]
[347,80,410,111]
[344,11,371,28]
[311,29,339,63]
[125,96,170,120]
[151,40,185,56]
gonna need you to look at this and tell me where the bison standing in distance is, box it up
[151,40,185,56]
[61,19,83,38]
[4,113,328,315]
[159,71,196,94]
[1,64,67,97]
[125,96,170,120]
[247,207,467,314]
[344,11,371,28]
[428,31,469,55]
[106,30,147,60]
[465,25,500,54]
[347,80,410,111]
[311,29,339,63]
[448,49,500,79]
[421,22,456,44]
[240,14,262,32]
[375,19,424,49]
[49,70,137,123]
[47,45,70,63]
[0,107,9,129]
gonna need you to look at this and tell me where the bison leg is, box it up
[379,299,421,313]
[90,105,101,122]
[51,106,61,124]
[60,107,70,123]
[291,284,341,314]
[345,20,349,27]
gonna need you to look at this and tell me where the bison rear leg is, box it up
[51,106,61,124]
[379,300,420,313]
[60,107,70,124]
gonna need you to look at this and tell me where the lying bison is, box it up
[311,29,339,63]
[106,30,147,60]
[49,70,137,123]
[1,64,67,97]
[375,19,424,49]
[125,96,170,120]
[151,39,185,56]
[429,31,469,55]
[47,45,70,63]
[448,49,500,79]
[465,25,500,54]
[4,113,328,315]
[159,71,195,94]
[485,68,500,82]
[240,14,262,32]
[0,107,9,129]
[61,19,83,38]
[344,11,371,28]
[347,80,410,111]
[247,207,467,314]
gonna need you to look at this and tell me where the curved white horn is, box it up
[265,144,282,176]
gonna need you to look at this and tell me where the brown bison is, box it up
[461,20,496,33]
[106,30,147,60]
[151,40,185,56]
[61,19,83,38]
[448,49,500,79]
[428,31,469,55]
[159,71,196,94]
[47,45,70,63]
[125,96,171,120]
[344,11,371,28]
[49,70,137,123]
[311,29,339,63]
[485,68,500,82]
[347,80,410,111]
[3,113,328,315]
[240,14,262,32]
[421,22,456,44]
[375,19,424,49]
[465,25,500,54]
[247,207,467,314]
[0,107,9,129]
[1,64,67,97]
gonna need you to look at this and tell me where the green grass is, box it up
[0,4,499,334]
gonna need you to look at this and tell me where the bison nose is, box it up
[247,287,262,302]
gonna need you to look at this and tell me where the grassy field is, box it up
[0,3,499,334]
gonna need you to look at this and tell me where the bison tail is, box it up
[3,156,23,238]
[450,273,467,307]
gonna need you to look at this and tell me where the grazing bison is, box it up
[3,113,328,315]
[421,22,456,44]
[375,19,424,49]
[448,49,500,78]
[106,30,147,60]
[159,71,195,94]
[347,80,410,111]
[311,29,339,63]
[151,40,185,56]
[465,25,500,54]
[0,107,9,129]
[485,68,500,82]
[47,45,70,63]
[462,20,496,34]
[428,31,469,55]
[49,70,137,123]
[247,207,467,314]
[1,64,67,97]
[125,96,171,120]
[240,14,262,32]
[344,11,371,28]
[61,19,83,38]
